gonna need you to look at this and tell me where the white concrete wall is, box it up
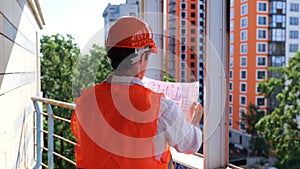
[0,0,42,168]
[286,0,300,63]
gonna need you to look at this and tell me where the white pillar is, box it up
[204,0,229,168]
[141,0,164,80]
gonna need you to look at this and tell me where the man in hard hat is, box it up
[71,16,203,169]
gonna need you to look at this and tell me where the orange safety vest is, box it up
[71,82,171,169]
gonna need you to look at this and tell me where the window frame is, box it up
[256,96,266,107]
[240,69,247,80]
[240,82,247,93]
[256,70,267,80]
[256,56,267,67]
[240,30,248,41]
[257,1,268,13]
[257,15,268,26]
[240,56,247,67]
[257,42,267,53]
[257,29,268,40]
[241,4,248,16]
[240,95,247,106]
[241,17,248,28]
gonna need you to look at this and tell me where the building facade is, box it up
[166,0,205,104]
[229,0,300,149]
[0,0,44,168]
[102,1,140,38]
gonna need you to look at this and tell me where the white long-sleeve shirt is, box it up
[105,75,202,156]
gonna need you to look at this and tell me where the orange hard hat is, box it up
[105,16,158,54]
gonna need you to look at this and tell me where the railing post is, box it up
[46,104,54,169]
[33,101,42,169]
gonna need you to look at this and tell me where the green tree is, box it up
[241,103,269,157]
[256,52,300,168]
[41,33,80,169]
[40,34,112,169]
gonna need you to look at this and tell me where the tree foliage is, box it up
[241,103,269,157]
[40,34,112,169]
[256,52,300,167]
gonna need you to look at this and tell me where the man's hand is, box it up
[190,102,204,127]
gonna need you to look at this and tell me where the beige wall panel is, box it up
[0,0,4,13]
[3,36,13,73]
[16,8,37,47]
[3,0,13,23]
[0,35,4,73]
[5,41,36,73]
[0,82,36,169]
[0,13,3,34]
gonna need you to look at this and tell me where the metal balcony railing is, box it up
[31,97,209,169]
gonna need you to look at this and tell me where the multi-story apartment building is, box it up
[229,0,300,149]
[102,1,140,38]
[166,0,205,104]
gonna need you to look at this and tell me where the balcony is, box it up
[31,97,242,169]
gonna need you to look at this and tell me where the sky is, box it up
[40,0,126,50]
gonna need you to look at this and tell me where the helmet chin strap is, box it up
[130,46,151,64]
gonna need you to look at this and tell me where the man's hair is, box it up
[106,47,148,70]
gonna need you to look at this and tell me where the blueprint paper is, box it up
[142,76,199,122]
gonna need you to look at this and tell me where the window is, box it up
[181,71,186,76]
[181,37,186,43]
[240,70,247,80]
[230,57,234,67]
[181,3,186,9]
[240,83,247,93]
[257,56,267,66]
[230,8,234,19]
[241,17,248,28]
[240,44,247,54]
[230,33,234,43]
[290,30,299,39]
[257,43,267,53]
[240,57,247,67]
[190,62,195,67]
[181,54,186,60]
[229,82,233,91]
[258,16,267,26]
[256,83,263,94]
[229,70,233,79]
[256,97,266,106]
[239,108,246,118]
[230,0,234,7]
[230,45,234,55]
[229,94,233,103]
[241,30,247,41]
[240,95,246,106]
[271,29,285,41]
[241,4,248,15]
[289,44,299,52]
[290,17,299,25]
[257,29,267,39]
[191,29,196,34]
[191,4,196,9]
[181,45,186,52]
[181,29,186,34]
[191,37,195,42]
[229,118,232,127]
[240,120,246,131]
[190,54,195,59]
[257,70,267,80]
[181,12,186,18]
[290,3,299,12]
[241,0,247,2]
[181,20,186,26]
[229,106,233,115]
[191,12,196,17]
[258,2,267,12]
[230,21,234,31]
